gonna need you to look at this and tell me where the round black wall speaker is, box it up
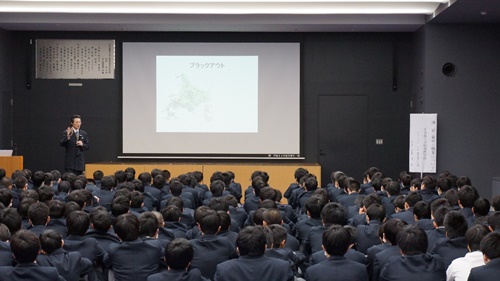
[442,63,456,77]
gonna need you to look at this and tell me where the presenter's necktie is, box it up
[75,130,79,140]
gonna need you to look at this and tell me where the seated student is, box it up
[431,211,468,268]
[284,168,308,204]
[296,176,319,214]
[54,180,71,202]
[261,207,300,251]
[63,211,108,273]
[17,198,36,229]
[92,176,116,212]
[350,193,381,227]
[399,173,413,196]
[380,225,446,281]
[381,180,400,218]
[243,177,266,213]
[0,188,13,207]
[0,230,65,281]
[167,196,195,229]
[27,201,51,237]
[37,229,96,281]
[436,177,452,196]
[189,209,238,280]
[208,198,240,233]
[305,225,368,281]
[243,171,268,199]
[413,201,434,231]
[161,180,195,210]
[85,207,120,252]
[0,223,13,266]
[487,211,500,232]
[418,176,440,204]
[224,195,248,229]
[472,197,490,226]
[338,178,361,209]
[371,219,408,281]
[492,195,500,212]
[185,206,210,240]
[326,171,346,203]
[304,202,347,255]
[357,203,386,254]
[457,185,479,227]
[426,206,451,252]
[46,200,68,238]
[446,224,489,281]
[147,238,209,281]
[221,171,242,204]
[107,213,162,281]
[467,232,500,281]
[216,210,238,247]
[161,205,188,238]
[38,185,55,204]
[295,195,326,248]
[444,189,461,210]
[192,171,208,201]
[266,224,306,276]
[138,212,169,269]
[391,191,422,224]
[214,226,294,281]
[129,191,148,217]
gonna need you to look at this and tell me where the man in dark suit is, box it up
[391,191,422,224]
[356,203,385,254]
[295,195,326,246]
[214,226,294,281]
[425,206,450,252]
[37,229,96,281]
[27,201,50,237]
[92,176,116,212]
[304,202,347,255]
[338,178,362,208]
[380,225,446,281]
[0,230,66,281]
[147,238,210,281]
[305,225,368,281]
[107,213,162,281]
[468,232,500,281]
[60,114,89,176]
[189,209,238,279]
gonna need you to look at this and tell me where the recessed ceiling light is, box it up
[481,11,487,16]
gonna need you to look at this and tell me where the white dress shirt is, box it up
[446,251,485,281]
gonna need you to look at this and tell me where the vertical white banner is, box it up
[409,113,437,173]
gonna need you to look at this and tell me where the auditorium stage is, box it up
[85,162,321,197]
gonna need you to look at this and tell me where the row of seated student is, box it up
[0,166,500,281]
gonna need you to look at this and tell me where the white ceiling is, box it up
[0,0,497,32]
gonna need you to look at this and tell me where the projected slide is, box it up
[156,56,258,133]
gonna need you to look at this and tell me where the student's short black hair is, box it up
[473,197,491,217]
[58,180,71,194]
[169,180,184,197]
[0,223,11,242]
[322,225,351,256]
[198,209,221,235]
[0,188,12,207]
[48,200,66,219]
[397,225,428,255]
[66,211,90,236]
[383,219,408,245]
[217,210,231,231]
[1,207,22,234]
[492,195,500,212]
[413,201,431,220]
[28,201,50,226]
[130,191,144,208]
[138,172,153,186]
[405,192,422,207]
[295,168,309,181]
[321,202,347,227]
[114,213,139,241]
[458,185,479,208]
[166,196,184,211]
[487,211,500,231]
[100,176,116,191]
[385,181,401,196]
[362,194,382,209]
[90,208,112,233]
[40,229,63,254]
[192,171,203,183]
[114,170,127,184]
[346,179,361,192]
[259,187,277,201]
[14,175,27,189]
[10,230,40,263]
[393,195,406,210]
[165,238,193,270]
[409,178,421,189]
[252,208,267,226]
[161,205,181,222]
[93,170,104,181]
[139,212,159,237]
[210,180,225,197]
[433,206,451,227]
[236,226,267,256]
[304,177,318,191]
[366,203,386,221]
[456,176,471,188]
[401,174,412,186]
[259,199,277,209]
[443,211,468,238]
[480,232,500,260]
[465,224,489,252]
[430,198,451,213]
[111,195,130,217]
[421,176,437,190]
[220,172,232,187]
[208,197,229,212]
[268,224,287,249]
[263,209,282,225]
[223,195,238,208]
[305,194,327,219]
[194,206,211,224]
